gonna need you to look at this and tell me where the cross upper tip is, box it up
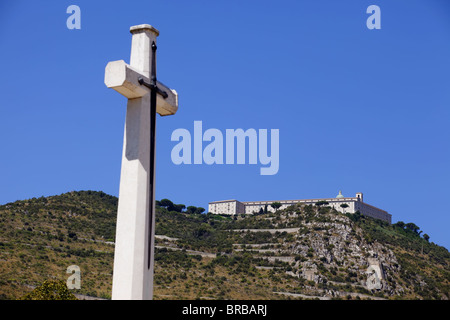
[130,24,160,36]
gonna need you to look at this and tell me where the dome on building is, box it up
[336,190,344,198]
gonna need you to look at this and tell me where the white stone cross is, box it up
[104,24,178,300]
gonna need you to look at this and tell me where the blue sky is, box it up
[0,0,449,250]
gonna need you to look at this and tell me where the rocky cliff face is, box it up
[235,204,448,300]
[285,210,401,298]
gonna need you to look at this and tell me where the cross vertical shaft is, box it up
[111,25,158,300]
[105,23,178,300]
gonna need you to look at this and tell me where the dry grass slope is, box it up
[0,191,448,300]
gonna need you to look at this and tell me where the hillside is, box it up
[0,191,448,300]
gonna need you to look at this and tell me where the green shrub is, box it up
[21,280,77,300]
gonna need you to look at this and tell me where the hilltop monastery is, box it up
[208,191,391,224]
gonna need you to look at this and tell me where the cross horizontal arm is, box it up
[105,60,178,116]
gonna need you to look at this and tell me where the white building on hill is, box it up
[208,191,391,224]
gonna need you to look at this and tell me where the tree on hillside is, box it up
[159,199,174,211]
[186,206,197,214]
[340,203,349,213]
[195,207,205,214]
[405,222,420,235]
[193,223,213,239]
[315,201,329,207]
[158,199,186,212]
[173,204,186,213]
[394,221,405,229]
[271,202,282,212]
[423,234,430,242]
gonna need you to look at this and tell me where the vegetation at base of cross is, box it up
[21,280,77,300]
[0,191,448,300]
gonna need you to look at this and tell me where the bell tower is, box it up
[356,192,363,202]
